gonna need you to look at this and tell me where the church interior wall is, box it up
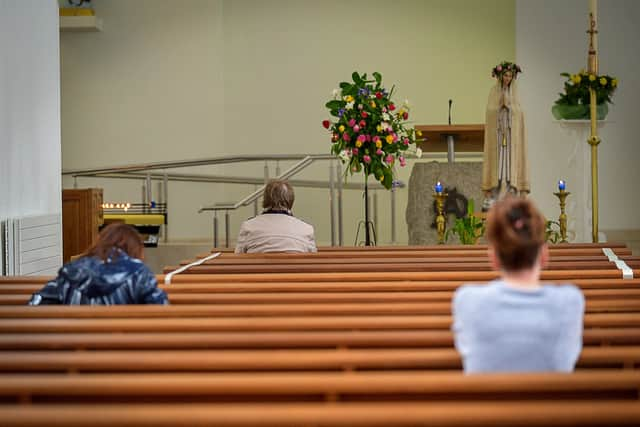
[0,0,61,220]
[60,0,515,245]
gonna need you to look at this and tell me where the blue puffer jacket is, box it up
[28,250,168,305]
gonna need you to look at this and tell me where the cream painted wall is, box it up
[0,0,61,220]
[60,0,515,244]
[516,0,640,241]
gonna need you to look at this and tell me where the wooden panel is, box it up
[415,124,484,152]
[62,189,103,263]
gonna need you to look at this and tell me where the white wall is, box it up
[0,0,61,219]
[517,0,640,241]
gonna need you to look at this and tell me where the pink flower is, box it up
[363,155,371,164]
[366,134,372,142]
[359,120,366,128]
[399,156,406,167]
[403,137,410,145]
[352,148,359,155]
[331,133,339,142]
[353,125,360,132]
[348,119,356,127]
[496,65,502,72]
[361,111,368,118]
[389,104,396,111]
[372,136,381,143]
[357,134,367,142]
[376,149,384,156]
[343,133,350,141]
[385,154,394,164]
[382,107,387,113]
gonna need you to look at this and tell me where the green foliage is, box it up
[555,71,618,106]
[445,200,485,245]
[545,220,562,244]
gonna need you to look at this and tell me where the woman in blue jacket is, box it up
[29,223,168,305]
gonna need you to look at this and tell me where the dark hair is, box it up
[263,179,295,211]
[486,196,545,272]
[85,223,144,261]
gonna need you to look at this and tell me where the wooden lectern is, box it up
[414,124,484,163]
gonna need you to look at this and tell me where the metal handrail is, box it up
[62,154,336,176]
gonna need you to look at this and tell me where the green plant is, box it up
[445,200,485,245]
[322,72,421,190]
[545,220,562,244]
[555,70,618,106]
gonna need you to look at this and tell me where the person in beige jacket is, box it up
[235,179,317,253]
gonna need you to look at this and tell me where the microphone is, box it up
[448,99,453,125]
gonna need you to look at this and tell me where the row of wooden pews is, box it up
[0,243,639,426]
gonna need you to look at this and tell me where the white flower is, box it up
[403,99,411,108]
[332,89,340,99]
[382,112,390,121]
[380,122,390,131]
[338,150,351,162]
[345,101,355,110]
[415,147,423,158]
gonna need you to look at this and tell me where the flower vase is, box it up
[552,103,608,120]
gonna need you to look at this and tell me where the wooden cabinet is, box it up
[62,189,103,262]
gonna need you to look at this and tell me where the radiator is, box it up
[1,214,62,276]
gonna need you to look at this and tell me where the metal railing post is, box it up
[391,185,397,244]
[213,212,218,248]
[225,211,230,248]
[337,162,343,246]
[329,160,336,246]
[163,173,169,242]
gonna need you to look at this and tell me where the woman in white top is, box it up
[453,197,584,373]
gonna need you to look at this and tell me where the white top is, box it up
[235,212,317,254]
[453,279,585,373]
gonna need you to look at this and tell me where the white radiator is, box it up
[1,214,62,276]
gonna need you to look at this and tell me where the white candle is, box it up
[590,0,597,25]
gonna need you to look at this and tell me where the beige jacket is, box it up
[234,212,317,253]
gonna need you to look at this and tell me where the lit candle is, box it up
[435,181,443,193]
[558,180,566,191]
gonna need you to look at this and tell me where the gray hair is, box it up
[263,179,294,212]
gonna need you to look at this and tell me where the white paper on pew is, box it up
[164,252,222,285]
[613,259,634,279]
[602,248,619,262]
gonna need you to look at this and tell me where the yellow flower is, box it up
[612,79,618,87]
[375,140,382,149]
[355,140,363,148]
[571,74,581,84]
[344,95,354,103]
[376,125,382,132]
[338,125,345,133]
[600,77,607,86]
[370,101,376,108]
[589,74,596,82]
[416,130,423,137]
[385,135,394,144]
[379,175,384,182]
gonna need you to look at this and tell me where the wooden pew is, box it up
[0,312,638,332]
[1,327,640,351]
[0,347,639,372]
[2,400,640,427]
[3,287,640,306]
[0,370,638,402]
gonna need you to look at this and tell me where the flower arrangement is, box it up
[552,70,618,120]
[491,61,522,79]
[555,70,618,106]
[322,72,421,190]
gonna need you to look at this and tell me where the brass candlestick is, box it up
[554,189,571,243]
[433,191,448,244]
